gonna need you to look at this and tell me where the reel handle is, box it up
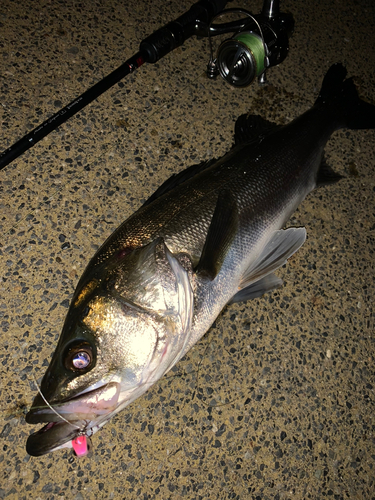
[262,0,280,19]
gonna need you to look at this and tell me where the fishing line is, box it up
[228,31,266,74]
[31,373,81,430]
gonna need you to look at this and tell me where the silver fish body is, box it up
[25,64,375,456]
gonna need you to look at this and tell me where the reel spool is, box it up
[217,31,267,87]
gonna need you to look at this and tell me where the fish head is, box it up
[26,238,194,456]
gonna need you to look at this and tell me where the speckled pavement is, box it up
[1,0,374,498]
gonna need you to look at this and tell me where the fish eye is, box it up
[64,342,94,372]
[72,351,91,369]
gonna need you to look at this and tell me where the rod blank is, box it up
[0,0,227,171]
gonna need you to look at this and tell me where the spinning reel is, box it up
[206,0,294,86]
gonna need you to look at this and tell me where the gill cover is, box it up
[106,237,195,383]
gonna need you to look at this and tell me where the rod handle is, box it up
[140,0,228,63]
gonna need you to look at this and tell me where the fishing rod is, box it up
[0,0,294,171]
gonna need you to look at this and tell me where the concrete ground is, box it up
[0,0,374,498]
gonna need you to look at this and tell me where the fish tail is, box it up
[315,63,375,130]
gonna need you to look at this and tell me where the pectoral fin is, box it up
[196,189,239,280]
[232,227,307,302]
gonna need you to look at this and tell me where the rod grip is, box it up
[140,0,228,63]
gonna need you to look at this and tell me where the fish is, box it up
[25,64,375,456]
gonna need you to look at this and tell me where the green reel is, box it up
[217,31,267,87]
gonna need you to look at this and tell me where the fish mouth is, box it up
[25,382,120,456]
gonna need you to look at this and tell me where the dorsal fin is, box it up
[234,114,279,146]
[142,159,217,207]
[316,156,344,186]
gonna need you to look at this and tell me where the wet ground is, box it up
[0,0,374,498]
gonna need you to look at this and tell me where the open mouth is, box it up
[26,420,84,456]
[25,382,120,456]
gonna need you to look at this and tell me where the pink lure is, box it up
[72,435,88,457]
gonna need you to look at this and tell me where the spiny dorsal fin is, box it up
[234,114,279,146]
[142,159,217,207]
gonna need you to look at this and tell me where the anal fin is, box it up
[230,273,283,303]
[232,227,307,302]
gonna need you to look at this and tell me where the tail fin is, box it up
[315,63,375,130]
